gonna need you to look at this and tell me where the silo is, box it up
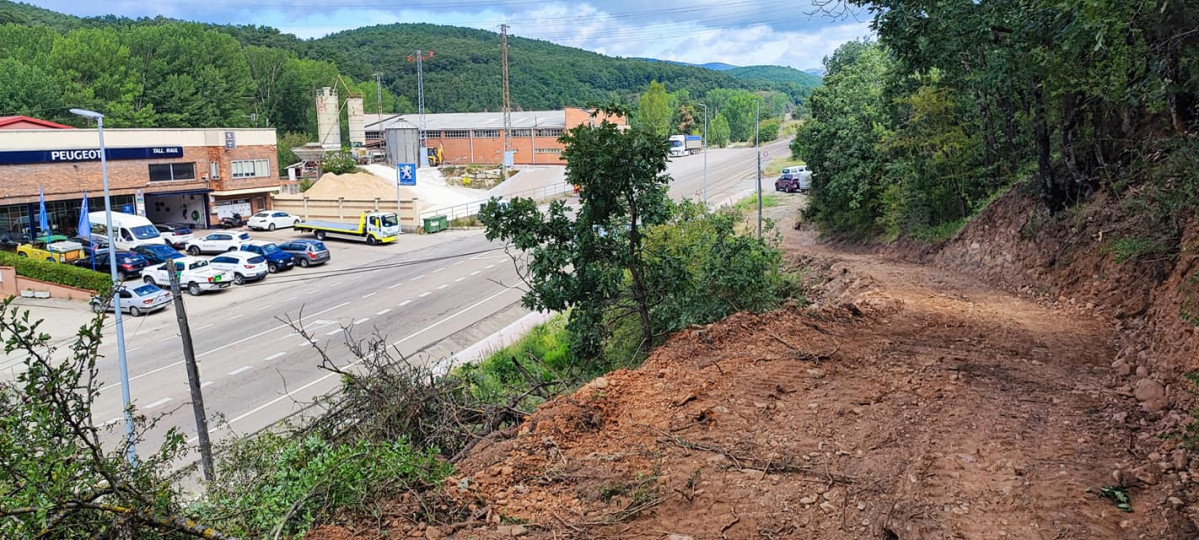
[315,87,341,150]
[347,97,366,148]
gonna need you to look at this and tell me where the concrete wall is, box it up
[0,266,95,301]
[271,197,420,230]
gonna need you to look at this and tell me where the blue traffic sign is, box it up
[397,163,416,186]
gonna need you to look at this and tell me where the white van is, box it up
[782,165,807,175]
[89,211,167,250]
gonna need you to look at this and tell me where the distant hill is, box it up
[726,65,823,90]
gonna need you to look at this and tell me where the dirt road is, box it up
[315,195,1181,539]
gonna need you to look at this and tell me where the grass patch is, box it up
[731,194,783,212]
[457,314,576,404]
[449,215,482,227]
[908,218,966,244]
[763,156,806,177]
[1106,236,1173,263]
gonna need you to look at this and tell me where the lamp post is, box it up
[697,103,709,207]
[70,108,137,466]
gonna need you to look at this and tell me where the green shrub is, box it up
[0,251,111,293]
[195,433,450,538]
[319,151,360,175]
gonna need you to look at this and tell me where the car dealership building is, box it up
[0,116,281,240]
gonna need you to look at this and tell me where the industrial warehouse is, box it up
[0,117,282,241]
[364,106,627,166]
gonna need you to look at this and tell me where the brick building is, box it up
[0,122,280,240]
[366,107,627,166]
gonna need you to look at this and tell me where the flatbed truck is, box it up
[294,211,400,245]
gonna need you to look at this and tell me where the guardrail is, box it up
[417,182,574,223]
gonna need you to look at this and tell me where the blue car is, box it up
[239,241,295,273]
[132,243,185,265]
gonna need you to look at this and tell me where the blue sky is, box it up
[27,0,872,70]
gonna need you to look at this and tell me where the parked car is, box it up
[132,243,185,265]
[186,231,251,255]
[247,211,302,231]
[89,284,171,317]
[208,251,269,285]
[17,240,86,263]
[73,249,148,279]
[278,239,330,268]
[68,235,108,255]
[775,173,802,193]
[87,211,167,250]
[238,241,294,273]
[154,223,194,248]
[140,256,231,296]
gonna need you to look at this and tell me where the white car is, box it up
[185,231,252,255]
[208,251,269,285]
[89,284,172,317]
[140,256,232,296]
[247,211,302,231]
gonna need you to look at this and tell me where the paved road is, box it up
[78,138,793,457]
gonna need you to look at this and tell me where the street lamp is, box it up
[70,108,137,466]
[697,103,709,207]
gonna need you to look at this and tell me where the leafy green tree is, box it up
[723,91,762,142]
[0,58,63,118]
[277,131,311,169]
[320,151,359,175]
[709,113,731,148]
[51,27,149,126]
[479,106,672,360]
[637,80,671,138]
[757,118,780,142]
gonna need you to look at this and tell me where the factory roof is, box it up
[370,110,567,131]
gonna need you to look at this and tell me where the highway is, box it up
[83,137,794,456]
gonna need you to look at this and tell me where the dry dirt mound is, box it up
[278,171,416,202]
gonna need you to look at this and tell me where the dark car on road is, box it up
[239,241,295,273]
[73,249,148,280]
[132,243,185,265]
[277,239,330,268]
[775,173,802,193]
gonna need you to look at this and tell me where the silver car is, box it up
[89,284,172,317]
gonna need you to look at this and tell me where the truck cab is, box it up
[295,211,400,244]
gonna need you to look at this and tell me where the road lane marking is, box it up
[195,324,213,330]
[228,366,253,376]
[453,260,465,265]
[285,296,298,302]
[455,277,465,283]
[409,274,425,281]
[471,271,481,276]
[265,352,286,361]
[377,309,391,315]
[387,282,403,289]
[437,284,448,290]
[128,346,142,353]
[145,397,173,409]
[486,264,496,269]
[352,318,370,325]
[197,287,519,443]
[201,381,213,389]
[157,336,173,343]
[101,417,122,428]
[361,292,376,299]
[277,333,298,341]
[325,329,342,336]
[229,314,244,319]
[398,300,412,306]
[419,292,431,298]
[433,267,446,273]
[256,304,272,312]
[102,301,352,391]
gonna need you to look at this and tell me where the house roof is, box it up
[372,110,567,132]
[0,116,75,130]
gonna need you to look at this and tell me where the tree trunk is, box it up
[1032,85,1060,211]
[625,194,653,355]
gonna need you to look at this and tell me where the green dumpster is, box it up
[423,215,449,233]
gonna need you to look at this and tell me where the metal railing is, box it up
[417,181,574,223]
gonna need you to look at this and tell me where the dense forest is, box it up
[0,0,815,144]
[796,0,1197,251]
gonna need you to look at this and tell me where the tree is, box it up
[709,113,730,148]
[479,105,672,360]
[757,118,780,142]
[637,80,671,138]
[0,58,63,118]
[723,91,761,142]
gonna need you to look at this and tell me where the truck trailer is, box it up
[294,211,400,245]
[668,135,703,157]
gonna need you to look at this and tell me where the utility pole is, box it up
[755,100,762,240]
[500,24,512,181]
[407,50,433,164]
[166,266,215,483]
[698,102,709,207]
[374,72,384,118]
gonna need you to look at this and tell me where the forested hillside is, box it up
[0,1,814,138]
[726,65,822,91]
[796,1,1197,250]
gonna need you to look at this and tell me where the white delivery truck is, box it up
[89,211,168,251]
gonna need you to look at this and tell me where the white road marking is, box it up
[256,304,272,312]
[419,292,431,298]
[101,301,351,392]
[437,284,449,290]
[352,318,370,325]
[387,282,403,289]
[195,324,213,330]
[201,381,214,389]
[265,352,286,361]
[229,314,244,319]
[433,266,446,273]
[325,329,342,336]
[486,264,496,269]
[101,417,122,428]
[453,260,465,266]
[228,366,253,376]
[409,274,426,281]
[285,296,298,302]
[471,271,481,276]
[157,336,173,343]
[276,333,297,341]
[145,397,173,409]
[128,346,142,353]
[398,300,412,306]
[377,309,391,315]
[196,287,519,444]
[454,277,465,283]
[361,292,376,299]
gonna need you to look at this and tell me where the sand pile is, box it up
[278,171,416,203]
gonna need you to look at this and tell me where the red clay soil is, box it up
[310,197,1195,539]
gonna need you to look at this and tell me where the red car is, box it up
[775,173,802,193]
